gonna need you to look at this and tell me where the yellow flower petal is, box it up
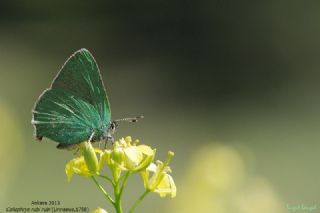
[146,162,157,172]
[65,156,92,181]
[155,173,177,198]
[65,159,76,182]
[125,136,132,145]
[137,145,155,156]
[133,152,155,172]
[124,146,142,168]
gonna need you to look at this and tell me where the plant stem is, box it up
[128,190,150,213]
[98,174,114,185]
[119,172,130,197]
[114,179,123,213]
[91,176,115,206]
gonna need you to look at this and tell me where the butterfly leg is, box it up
[98,142,103,150]
[73,146,80,156]
[103,136,114,149]
[89,131,96,142]
[88,131,103,149]
[103,141,107,150]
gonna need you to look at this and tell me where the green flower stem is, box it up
[98,174,114,185]
[119,172,130,197]
[114,179,123,213]
[128,190,150,213]
[91,176,115,206]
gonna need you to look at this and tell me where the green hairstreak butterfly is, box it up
[31,48,142,149]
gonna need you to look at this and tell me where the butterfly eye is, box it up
[113,122,119,130]
[110,122,116,130]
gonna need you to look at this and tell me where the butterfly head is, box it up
[102,121,117,142]
[109,121,119,133]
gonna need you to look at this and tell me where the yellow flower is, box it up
[65,141,103,181]
[91,207,108,213]
[110,136,156,172]
[141,151,176,198]
[65,156,92,181]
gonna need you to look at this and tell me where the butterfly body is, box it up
[32,49,113,148]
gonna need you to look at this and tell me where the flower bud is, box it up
[110,147,125,166]
[81,141,99,174]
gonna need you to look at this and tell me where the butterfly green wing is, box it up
[51,48,111,123]
[33,89,104,144]
[32,49,110,145]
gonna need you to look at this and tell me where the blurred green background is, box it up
[1,1,320,212]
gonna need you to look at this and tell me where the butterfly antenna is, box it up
[114,115,144,123]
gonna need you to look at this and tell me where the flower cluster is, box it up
[65,136,176,213]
